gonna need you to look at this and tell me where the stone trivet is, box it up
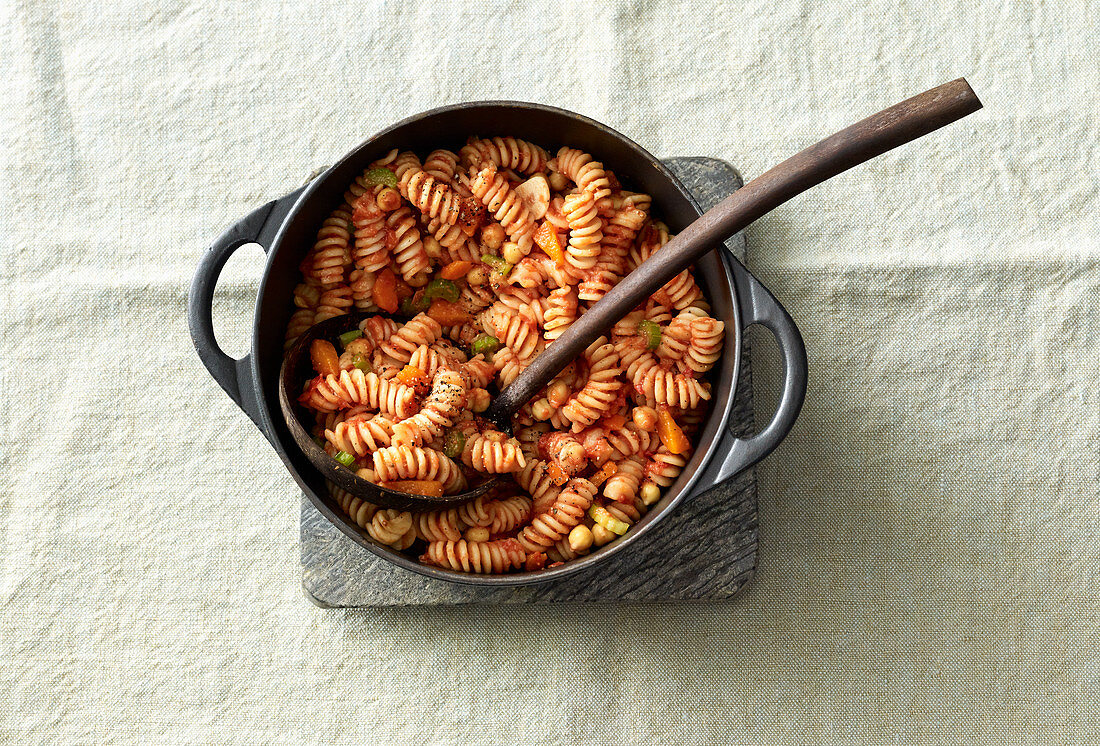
[300,157,757,606]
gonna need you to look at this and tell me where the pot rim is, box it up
[252,101,742,586]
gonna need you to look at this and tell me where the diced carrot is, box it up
[372,268,399,313]
[534,221,565,266]
[546,462,569,487]
[397,365,428,387]
[656,407,690,455]
[440,260,474,281]
[524,552,547,572]
[310,339,341,377]
[426,299,471,326]
[381,479,444,498]
[602,414,627,430]
[589,461,619,487]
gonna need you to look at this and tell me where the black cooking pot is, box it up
[189,102,807,585]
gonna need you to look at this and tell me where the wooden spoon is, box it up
[282,78,982,511]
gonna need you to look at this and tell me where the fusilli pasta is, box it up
[287,135,725,573]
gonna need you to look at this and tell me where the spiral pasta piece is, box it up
[543,287,578,341]
[603,455,645,504]
[428,218,480,262]
[562,191,603,275]
[632,365,711,409]
[401,167,464,226]
[385,206,430,284]
[517,478,596,554]
[645,446,690,487]
[554,147,612,208]
[457,495,494,528]
[656,310,694,364]
[462,430,527,474]
[604,495,646,526]
[380,312,444,362]
[423,538,527,574]
[285,308,315,349]
[469,165,535,252]
[576,259,620,302]
[480,305,539,361]
[685,317,724,374]
[516,460,562,515]
[491,347,525,388]
[462,355,496,389]
[348,268,378,312]
[324,413,395,457]
[301,369,417,418]
[487,495,533,535]
[408,342,466,378]
[628,220,670,271]
[372,446,466,493]
[306,206,353,287]
[329,483,380,530]
[460,136,550,175]
[423,148,460,182]
[414,508,464,542]
[662,269,703,310]
[351,190,388,273]
[605,422,658,459]
[561,339,624,430]
[367,509,416,550]
[359,316,399,347]
[392,370,468,448]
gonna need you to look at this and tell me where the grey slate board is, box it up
[300,157,757,606]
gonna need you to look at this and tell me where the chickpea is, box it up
[531,398,554,421]
[344,337,372,357]
[468,388,490,412]
[481,223,505,250]
[464,526,490,543]
[423,235,443,260]
[568,525,594,553]
[466,265,489,286]
[502,241,526,265]
[376,187,402,211]
[632,406,659,432]
[407,272,430,288]
[547,380,571,408]
[591,523,615,547]
[559,441,586,471]
[548,172,569,192]
[641,482,661,506]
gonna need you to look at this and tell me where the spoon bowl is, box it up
[277,311,502,511]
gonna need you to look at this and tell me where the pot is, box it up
[188,102,807,585]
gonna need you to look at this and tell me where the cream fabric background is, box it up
[2,0,1098,743]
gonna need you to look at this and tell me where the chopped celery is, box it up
[338,330,362,348]
[637,319,662,350]
[363,167,397,188]
[589,505,629,535]
[480,253,512,275]
[334,451,356,467]
[423,278,460,303]
[442,430,467,459]
[349,354,371,372]
[471,334,501,357]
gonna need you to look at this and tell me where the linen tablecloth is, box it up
[3,1,1098,743]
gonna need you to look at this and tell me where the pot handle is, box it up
[706,260,808,485]
[187,187,306,436]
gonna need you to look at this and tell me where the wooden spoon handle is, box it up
[487,78,982,422]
